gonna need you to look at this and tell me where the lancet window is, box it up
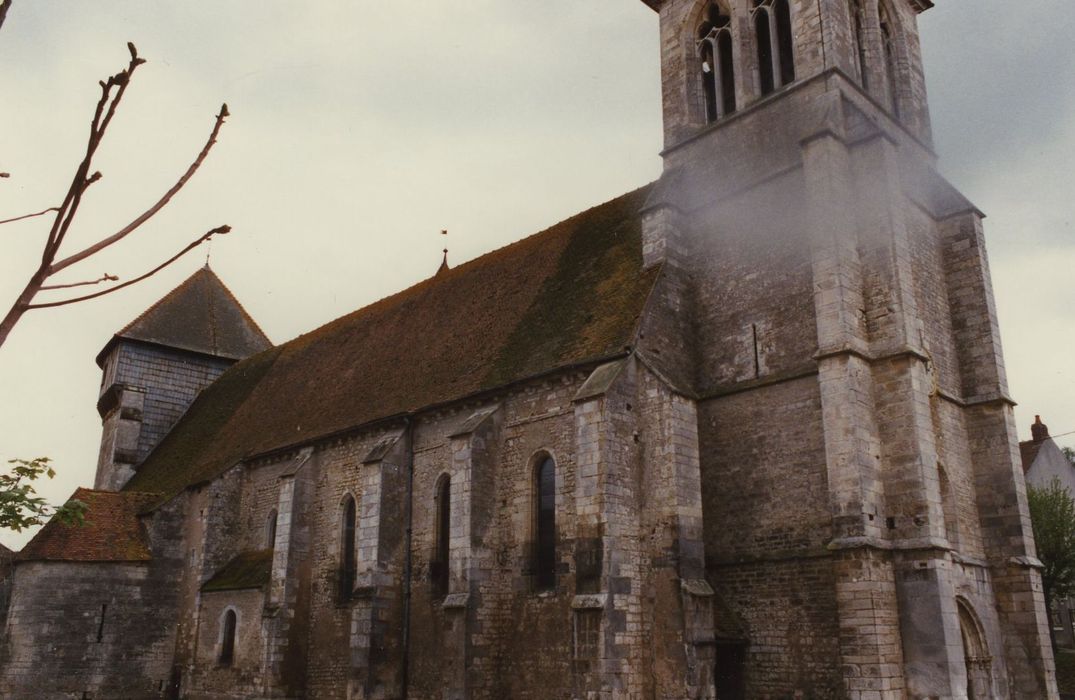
[432,475,451,597]
[752,0,794,96]
[534,455,556,591]
[219,610,237,666]
[697,2,736,123]
[339,494,357,600]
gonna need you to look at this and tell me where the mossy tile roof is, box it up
[202,550,274,592]
[125,184,658,506]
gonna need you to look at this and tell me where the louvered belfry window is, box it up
[697,2,737,123]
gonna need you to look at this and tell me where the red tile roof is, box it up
[19,489,160,562]
[124,185,659,504]
[96,266,271,366]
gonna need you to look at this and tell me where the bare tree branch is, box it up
[0,1,12,34]
[44,53,144,266]
[0,43,233,351]
[49,103,229,276]
[39,273,119,291]
[0,206,60,226]
[27,226,230,310]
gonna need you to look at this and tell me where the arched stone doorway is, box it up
[957,599,994,699]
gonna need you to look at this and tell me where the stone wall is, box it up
[189,590,265,698]
[174,469,246,697]
[407,373,585,700]
[698,375,840,696]
[0,562,175,699]
[163,359,728,699]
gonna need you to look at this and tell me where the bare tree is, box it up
[0,42,231,350]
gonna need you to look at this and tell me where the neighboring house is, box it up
[1022,416,1075,649]
[0,2,1061,699]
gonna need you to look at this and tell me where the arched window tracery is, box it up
[752,0,795,96]
[697,2,736,123]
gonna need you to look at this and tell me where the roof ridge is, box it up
[282,184,656,349]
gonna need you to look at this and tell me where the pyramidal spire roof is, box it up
[97,266,271,366]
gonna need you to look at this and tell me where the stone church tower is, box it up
[638,0,1056,697]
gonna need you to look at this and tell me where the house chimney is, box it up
[1031,415,1050,442]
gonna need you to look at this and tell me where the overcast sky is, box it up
[0,1,1072,550]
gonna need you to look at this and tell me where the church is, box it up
[0,1,1059,698]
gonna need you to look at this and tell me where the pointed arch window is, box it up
[849,0,869,89]
[338,494,357,601]
[219,609,237,666]
[752,0,795,96]
[432,475,451,597]
[697,2,736,123]
[534,455,557,591]
[878,2,900,117]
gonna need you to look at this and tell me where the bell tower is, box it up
[645,0,933,151]
[637,0,1059,697]
[94,267,271,491]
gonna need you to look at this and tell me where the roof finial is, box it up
[436,229,450,276]
[204,238,212,269]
